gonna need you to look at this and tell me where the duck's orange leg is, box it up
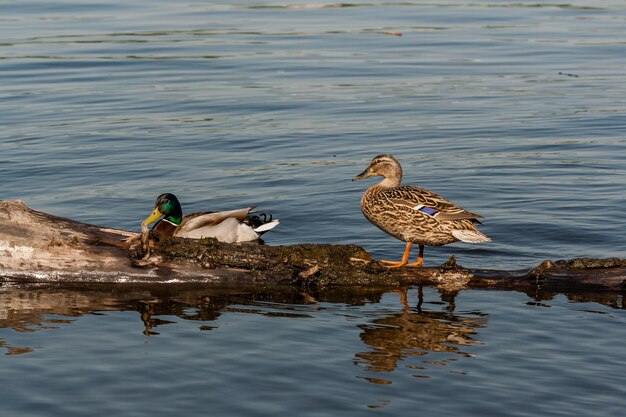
[379,242,412,268]
[407,244,424,267]
[391,288,409,311]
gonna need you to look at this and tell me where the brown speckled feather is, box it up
[382,185,483,221]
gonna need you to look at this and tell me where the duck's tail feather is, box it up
[244,212,280,234]
[253,219,280,233]
[452,229,491,243]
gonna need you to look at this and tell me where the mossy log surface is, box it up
[1,200,625,293]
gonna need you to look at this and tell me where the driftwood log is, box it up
[1,200,625,295]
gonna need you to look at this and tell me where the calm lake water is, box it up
[1,0,625,415]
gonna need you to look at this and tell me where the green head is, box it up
[143,193,183,226]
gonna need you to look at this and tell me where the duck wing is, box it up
[383,185,484,221]
[177,217,260,243]
[176,207,254,235]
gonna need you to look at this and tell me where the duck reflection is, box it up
[355,287,486,378]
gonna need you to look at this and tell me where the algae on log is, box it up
[141,233,381,286]
[143,234,626,291]
[1,200,625,292]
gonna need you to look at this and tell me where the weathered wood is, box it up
[1,200,625,293]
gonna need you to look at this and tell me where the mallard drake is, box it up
[352,154,490,268]
[142,193,279,243]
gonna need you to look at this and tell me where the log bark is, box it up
[1,200,625,294]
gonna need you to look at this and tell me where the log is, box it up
[1,200,625,295]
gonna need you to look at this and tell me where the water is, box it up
[1,285,625,416]
[1,0,625,415]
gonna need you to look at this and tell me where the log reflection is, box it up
[0,283,623,356]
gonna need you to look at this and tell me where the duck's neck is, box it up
[377,175,401,188]
[165,206,183,225]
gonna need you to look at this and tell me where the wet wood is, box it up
[1,200,625,293]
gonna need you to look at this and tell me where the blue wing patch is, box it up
[418,206,438,216]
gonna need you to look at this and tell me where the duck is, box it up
[142,193,279,243]
[352,154,490,268]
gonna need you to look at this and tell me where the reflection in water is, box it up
[0,340,33,356]
[355,288,485,382]
[0,283,346,354]
[138,301,177,336]
[1,282,623,362]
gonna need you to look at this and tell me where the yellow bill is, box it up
[143,207,163,226]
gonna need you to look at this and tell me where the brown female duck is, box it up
[353,154,490,267]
